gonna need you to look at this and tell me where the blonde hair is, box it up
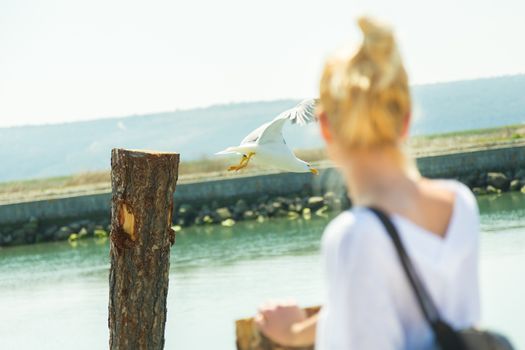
[319,17,411,151]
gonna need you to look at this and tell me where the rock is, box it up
[332,198,343,211]
[234,199,249,215]
[202,215,214,224]
[274,197,291,210]
[221,218,236,227]
[193,215,204,225]
[472,187,486,195]
[486,185,501,194]
[173,218,189,227]
[287,211,299,220]
[178,204,195,220]
[195,207,215,224]
[271,202,283,211]
[289,197,303,212]
[264,203,275,216]
[306,196,325,211]
[176,204,196,227]
[315,205,329,217]
[323,192,335,199]
[323,192,336,207]
[510,179,521,191]
[486,172,509,191]
[243,210,257,220]
[302,207,312,220]
[78,227,88,238]
[70,219,90,232]
[275,209,289,217]
[287,203,298,212]
[55,226,73,241]
[323,192,343,211]
[257,204,269,217]
[94,229,108,238]
[216,207,232,220]
[521,185,525,194]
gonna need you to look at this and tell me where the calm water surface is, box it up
[1,193,524,349]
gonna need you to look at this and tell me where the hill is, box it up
[1,74,524,182]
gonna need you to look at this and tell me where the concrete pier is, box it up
[1,145,525,226]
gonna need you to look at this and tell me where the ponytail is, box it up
[319,16,411,150]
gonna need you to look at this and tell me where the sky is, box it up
[0,0,524,127]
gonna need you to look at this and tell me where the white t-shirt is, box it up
[315,179,480,350]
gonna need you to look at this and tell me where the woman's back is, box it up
[316,179,480,350]
[255,18,482,350]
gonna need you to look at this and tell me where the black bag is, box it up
[368,207,515,350]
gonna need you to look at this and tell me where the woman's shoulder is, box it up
[427,178,479,214]
[320,208,402,286]
[323,208,378,239]
[321,207,394,255]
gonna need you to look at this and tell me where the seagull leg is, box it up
[227,152,255,172]
[227,154,249,172]
[309,164,319,175]
[244,152,255,165]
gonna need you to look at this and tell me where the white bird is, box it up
[216,99,319,174]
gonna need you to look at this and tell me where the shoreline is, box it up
[1,144,525,248]
[1,124,524,205]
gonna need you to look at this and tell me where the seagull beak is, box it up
[310,167,319,175]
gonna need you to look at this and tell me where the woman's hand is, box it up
[254,300,309,347]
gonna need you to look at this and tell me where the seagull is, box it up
[216,99,319,174]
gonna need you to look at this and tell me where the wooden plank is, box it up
[236,306,321,350]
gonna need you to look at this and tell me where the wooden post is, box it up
[235,306,320,350]
[108,149,179,350]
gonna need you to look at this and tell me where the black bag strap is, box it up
[367,207,465,350]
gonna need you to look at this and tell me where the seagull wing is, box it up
[257,99,318,145]
[240,122,270,145]
[277,99,318,126]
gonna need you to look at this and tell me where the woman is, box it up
[255,17,480,349]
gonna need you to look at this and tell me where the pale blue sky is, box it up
[0,0,523,127]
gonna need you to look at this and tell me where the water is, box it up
[1,193,524,349]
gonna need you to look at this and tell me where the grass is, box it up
[0,124,524,203]
[406,124,525,156]
[0,172,110,195]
